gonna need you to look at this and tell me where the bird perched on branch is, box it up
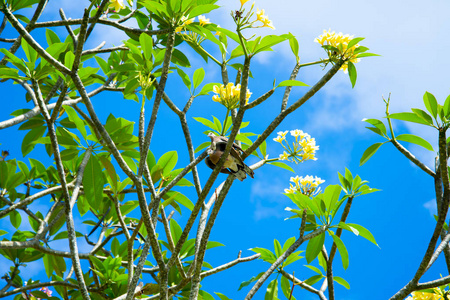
[205,132,254,181]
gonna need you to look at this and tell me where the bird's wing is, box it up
[205,156,233,174]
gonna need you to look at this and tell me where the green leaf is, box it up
[305,265,323,275]
[176,67,191,91]
[411,108,434,125]
[283,251,303,267]
[45,28,61,45]
[193,67,205,90]
[334,276,350,289]
[348,61,357,88]
[64,51,75,70]
[212,115,222,134]
[265,279,278,300]
[172,48,190,67]
[193,117,216,131]
[359,142,384,166]
[195,141,211,153]
[156,151,178,176]
[250,247,277,263]
[304,274,323,286]
[99,156,118,192]
[0,48,29,75]
[289,34,299,61]
[347,37,365,49]
[169,219,182,244]
[330,233,349,269]
[238,272,264,291]
[63,105,87,139]
[423,91,438,119]
[164,191,194,210]
[274,239,282,257]
[268,161,294,173]
[305,232,325,263]
[215,27,240,44]
[396,134,434,151]
[388,112,432,126]
[356,52,380,58]
[82,155,105,209]
[277,79,309,88]
[10,210,21,229]
[139,33,153,60]
[280,276,296,300]
[444,95,450,118]
[22,126,46,156]
[215,292,232,300]
[0,66,20,79]
[188,4,220,18]
[346,223,378,246]
[362,118,386,135]
[0,230,7,236]
[254,34,292,55]
[197,82,219,96]
[21,39,37,64]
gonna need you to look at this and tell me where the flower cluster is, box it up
[109,0,125,12]
[314,29,361,73]
[405,290,444,300]
[274,130,319,164]
[284,175,325,196]
[212,83,251,109]
[235,1,275,30]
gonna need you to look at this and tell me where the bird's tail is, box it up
[234,170,247,181]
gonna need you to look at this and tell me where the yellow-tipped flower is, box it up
[240,0,250,6]
[212,83,251,109]
[256,8,275,30]
[286,175,325,196]
[198,15,211,26]
[314,29,361,73]
[274,129,319,164]
[109,0,125,12]
[406,290,444,300]
[176,15,195,33]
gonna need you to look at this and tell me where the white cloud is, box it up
[423,199,437,216]
[249,173,291,220]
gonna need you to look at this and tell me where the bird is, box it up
[205,132,254,181]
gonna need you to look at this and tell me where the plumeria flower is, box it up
[109,0,125,12]
[274,129,319,164]
[279,151,289,161]
[212,83,251,109]
[255,8,275,29]
[198,15,211,26]
[240,0,250,6]
[273,136,284,143]
[285,175,325,196]
[314,29,361,73]
[406,290,444,300]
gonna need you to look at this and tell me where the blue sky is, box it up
[0,0,449,299]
